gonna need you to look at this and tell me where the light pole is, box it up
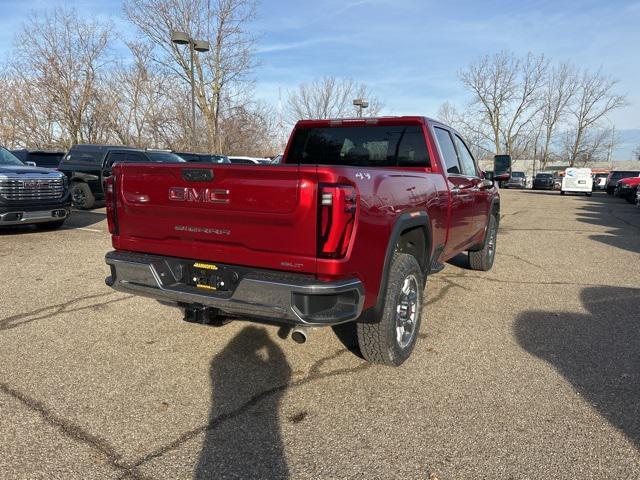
[171,31,210,151]
[353,98,368,118]
[606,122,615,169]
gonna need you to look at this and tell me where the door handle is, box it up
[451,187,461,194]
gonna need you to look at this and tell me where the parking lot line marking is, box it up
[62,227,103,233]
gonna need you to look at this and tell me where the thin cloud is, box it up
[256,36,350,54]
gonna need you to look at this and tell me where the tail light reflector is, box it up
[105,175,119,235]
[318,184,357,258]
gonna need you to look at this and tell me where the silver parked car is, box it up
[502,171,527,189]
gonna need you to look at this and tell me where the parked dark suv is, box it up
[11,149,66,169]
[532,172,554,190]
[0,146,71,229]
[58,145,185,209]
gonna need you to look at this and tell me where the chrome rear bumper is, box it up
[105,250,365,325]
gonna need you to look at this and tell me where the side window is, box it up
[69,150,102,164]
[454,135,478,177]
[433,127,461,175]
[106,152,127,166]
[125,152,148,162]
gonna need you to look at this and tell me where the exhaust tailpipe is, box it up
[291,326,310,344]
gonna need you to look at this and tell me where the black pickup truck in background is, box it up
[0,146,71,229]
[58,145,185,209]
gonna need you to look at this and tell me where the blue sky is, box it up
[1,0,638,156]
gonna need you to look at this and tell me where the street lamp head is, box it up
[171,30,190,45]
[353,98,364,106]
[193,40,210,52]
[360,101,369,108]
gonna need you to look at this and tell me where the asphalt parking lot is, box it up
[1,189,639,480]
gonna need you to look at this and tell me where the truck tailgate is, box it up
[112,164,318,273]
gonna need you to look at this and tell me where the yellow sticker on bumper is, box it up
[193,262,218,270]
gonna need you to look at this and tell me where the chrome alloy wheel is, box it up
[487,223,497,262]
[396,274,419,348]
[72,187,86,207]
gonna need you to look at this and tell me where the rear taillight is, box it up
[105,176,119,235]
[318,184,357,258]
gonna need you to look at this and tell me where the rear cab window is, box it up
[288,125,430,168]
[64,149,103,164]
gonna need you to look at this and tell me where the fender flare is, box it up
[491,197,501,225]
[373,211,433,314]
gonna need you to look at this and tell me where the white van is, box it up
[561,168,593,196]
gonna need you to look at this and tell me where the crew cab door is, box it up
[452,133,490,242]
[432,127,477,255]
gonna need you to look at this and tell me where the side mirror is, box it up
[25,161,37,167]
[484,171,495,181]
[493,154,512,181]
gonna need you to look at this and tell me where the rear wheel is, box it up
[469,214,498,271]
[357,253,424,366]
[71,182,95,210]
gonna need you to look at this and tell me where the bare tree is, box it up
[286,76,383,122]
[220,101,279,156]
[436,101,459,127]
[539,63,578,169]
[437,101,493,161]
[105,42,176,147]
[124,0,258,152]
[12,7,112,147]
[634,145,640,161]
[566,70,626,166]
[562,127,610,165]
[459,51,548,157]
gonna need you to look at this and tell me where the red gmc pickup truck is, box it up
[105,117,510,366]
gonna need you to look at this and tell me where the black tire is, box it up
[71,182,95,210]
[560,190,565,195]
[469,214,498,271]
[357,253,424,366]
[625,195,635,204]
[35,220,66,230]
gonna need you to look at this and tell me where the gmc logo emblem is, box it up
[169,187,230,204]
[21,180,46,189]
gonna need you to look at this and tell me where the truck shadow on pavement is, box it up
[514,286,640,450]
[575,194,640,255]
[195,326,291,479]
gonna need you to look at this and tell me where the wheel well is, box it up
[395,226,428,273]
[491,201,500,225]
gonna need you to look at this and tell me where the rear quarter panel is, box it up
[315,166,448,309]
